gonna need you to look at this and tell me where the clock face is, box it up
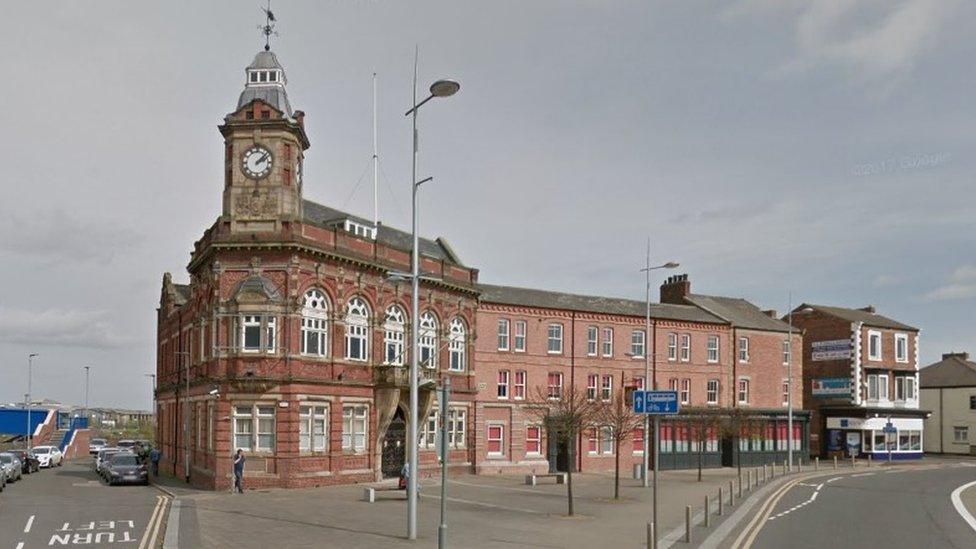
[242,145,273,179]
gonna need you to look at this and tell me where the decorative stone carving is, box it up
[234,192,279,219]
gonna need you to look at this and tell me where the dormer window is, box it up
[343,220,377,240]
[250,72,258,83]
[269,72,277,82]
[259,71,267,82]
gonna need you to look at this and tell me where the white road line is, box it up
[826,477,841,483]
[24,514,35,533]
[851,472,875,478]
[138,495,165,549]
[147,497,169,549]
[950,480,976,533]
[16,543,24,549]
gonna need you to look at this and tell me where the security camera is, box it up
[209,388,220,396]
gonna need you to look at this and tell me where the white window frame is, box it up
[514,320,527,352]
[345,298,370,361]
[383,306,406,366]
[954,426,969,443]
[895,333,909,363]
[299,405,328,453]
[497,319,510,351]
[868,330,882,361]
[602,328,614,357]
[707,335,719,363]
[419,312,438,369]
[233,404,276,453]
[497,370,510,399]
[526,424,542,456]
[667,333,678,361]
[738,337,749,363]
[420,410,438,449]
[599,425,614,455]
[448,318,466,372]
[737,378,750,405]
[631,330,645,359]
[680,334,691,362]
[447,408,467,449]
[895,376,906,401]
[601,375,613,402]
[342,404,368,453]
[706,379,719,405]
[548,372,563,400]
[878,373,889,401]
[680,378,690,405]
[241,315,263,353]
[513,370,526,400]
[486,423,505,458]
[587,326,598,356]
[782,339,791,366]
[587,374,598,401]
[265,317,276,354]
[232,405,254,451]
[301,289,330,357]
[548,324,563,354]
[867,374,879,400]
[782,380,790,406]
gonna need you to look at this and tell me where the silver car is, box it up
[0,453,23,483]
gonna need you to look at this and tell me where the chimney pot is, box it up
[943,352,970,361]
[762,309,778,318]
[660,273,691,304]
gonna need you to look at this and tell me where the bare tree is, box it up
[684,408,724,482]
[719,408,763,484]
[594,394,645,499]
[526,385,601,516]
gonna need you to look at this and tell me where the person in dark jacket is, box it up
[233,449,246,493]
[149,448,161,476]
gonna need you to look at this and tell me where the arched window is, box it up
[301,289,329,357]
[383,305,406,366]
[418,312,438,369]
[345,297,370,361]
[449,317,467,372]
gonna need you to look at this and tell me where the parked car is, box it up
[105,452,148,486]
[0,453,23,483]
[97,449,121,479]
[89,438,108,455]
[32,446,63,468]
[117,440,136,451]
[94,447,116,473]
[8,450,40,474]
[0,464,7,491]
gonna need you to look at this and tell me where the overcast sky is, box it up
[1,0,973,410]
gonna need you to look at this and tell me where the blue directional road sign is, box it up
[633,390,680,415]
[883,422,897,434]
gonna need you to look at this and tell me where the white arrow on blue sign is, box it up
[632,390,680,415]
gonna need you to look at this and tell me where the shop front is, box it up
[822,408,928,460]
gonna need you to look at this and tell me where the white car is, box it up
[89,438,108,455]
[32,446,63,468]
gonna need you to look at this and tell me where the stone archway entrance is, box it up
[381,407,407,479]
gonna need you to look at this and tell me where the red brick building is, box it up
[789,304,925,459]
[156,48,808,489]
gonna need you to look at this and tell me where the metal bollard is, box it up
[718,487,724,516]
[798,458,803,473]
[815,456,820,470]
[729,480,734,505]
[685,505,692,543]
[705,495,710,528]
[834,456,838,469]
[647,522,655,549]
[852,456,856,468]
[783,460,787,475]
[762,464,767,483]
[868,455,872,467]
[738,476,743,498]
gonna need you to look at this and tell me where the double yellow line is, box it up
[139,495,170,549]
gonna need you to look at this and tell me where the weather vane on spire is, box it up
[259,0,278,51]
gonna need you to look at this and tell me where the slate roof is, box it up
[478,284,726,324]
[798,303,917,331]
[685,294,794,333]
[237,87,293,117]
[920,354,976,388]
[302,199,462,265]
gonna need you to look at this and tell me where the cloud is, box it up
[0,307,131,349]
[923,265,976,302]
[0,209,144,264]
[725,0,959,87]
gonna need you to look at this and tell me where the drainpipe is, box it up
[939,388,944,454]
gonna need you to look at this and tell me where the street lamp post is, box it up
[84,366,91,423]
[145,374,157,419]
[27,353,38,450]
[787,293,794,470]
[403,50,459,541]
[638,244,678,549]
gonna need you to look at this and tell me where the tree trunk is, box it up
[614,437,621,499]
[567,435,575,516]
[698,437,703,482]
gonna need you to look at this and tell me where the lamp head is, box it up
[663,262,680,269]
[429,79,460,98]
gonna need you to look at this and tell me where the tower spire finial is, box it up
[260,0,277,51]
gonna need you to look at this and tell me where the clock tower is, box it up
[219,49,310,233]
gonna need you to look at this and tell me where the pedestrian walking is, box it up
[149,448,161,476]
[399,461,409,490]
[233,449,246,493]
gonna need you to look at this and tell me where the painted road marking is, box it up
[826,477,841,483]
[48,517,151,546]
[950,480,976,533]
[138,495,168,549]
[769,483,824,521]
[851,472,875,478]
[16,543,24,549]
[25,514,35,533]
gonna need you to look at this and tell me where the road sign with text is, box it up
[633,390,680,415]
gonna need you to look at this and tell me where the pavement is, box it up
[0,459,168,549]
[702,457,976,549]
[152,465,753,549]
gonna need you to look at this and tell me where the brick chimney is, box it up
[660,274,691,304]
[762,309,778,319]
[943,352,970,361]
[859,305,876,314]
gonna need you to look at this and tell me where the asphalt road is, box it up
[728,462,976,549]
[0,460,169,549]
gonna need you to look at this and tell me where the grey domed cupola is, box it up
[237,50,293,117]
